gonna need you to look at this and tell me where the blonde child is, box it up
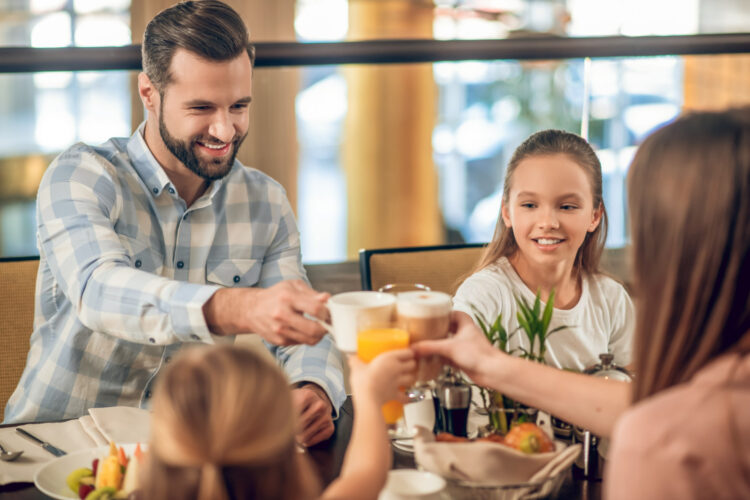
[139,344,415,500]
[415,108,750,498]
[453,129,634,371]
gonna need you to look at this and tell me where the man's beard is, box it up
[158,109,246,181]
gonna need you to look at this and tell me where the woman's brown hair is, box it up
[629,107,750,402]
[472,129,608,275]
[139,345,320,500]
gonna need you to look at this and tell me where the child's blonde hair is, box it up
[473,129,608,275]
[140,344,320,500]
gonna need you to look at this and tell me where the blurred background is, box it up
[0,0,748,265]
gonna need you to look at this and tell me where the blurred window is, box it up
[0,1,131,257]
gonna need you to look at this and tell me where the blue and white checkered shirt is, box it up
[3,123,345,424]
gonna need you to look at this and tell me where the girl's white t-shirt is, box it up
[452,257,634,371]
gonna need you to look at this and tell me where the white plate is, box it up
[34,443,144,500]
[392,438,414,454]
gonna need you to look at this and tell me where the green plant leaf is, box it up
[532,290,541,321]
[541,288,555,334]
[547,325,568,335]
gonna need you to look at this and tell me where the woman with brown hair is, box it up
[452,129,634,372]
[415,107,750,498]
[139,344,415,500]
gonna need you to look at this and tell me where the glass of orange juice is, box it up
[357,326,412,437]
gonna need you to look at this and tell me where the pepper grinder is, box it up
[435,368,471,437]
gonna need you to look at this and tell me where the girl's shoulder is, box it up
[584,271,632,303]
[457,258,518,293]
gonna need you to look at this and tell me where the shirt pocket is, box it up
[119,236,165,276]
[206,259,262,287]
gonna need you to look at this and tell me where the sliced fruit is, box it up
[66,468,93,493]
[120,450,141,496]
[95,456,122,490]
[117,446,128,468]
[78,484,95,500]
[84,486,117,500]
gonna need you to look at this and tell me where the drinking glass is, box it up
[356,325,412,438]
[378,283,430,295]
[393,289,452,399]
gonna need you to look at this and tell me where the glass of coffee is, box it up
[395,290,452,397]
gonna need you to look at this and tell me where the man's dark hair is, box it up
[142,0,255,92]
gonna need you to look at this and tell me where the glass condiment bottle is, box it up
[435,368,472,437]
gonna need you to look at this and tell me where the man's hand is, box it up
[203,279,330,345]
[291,383,335,447]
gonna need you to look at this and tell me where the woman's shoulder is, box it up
[608,358,750,499]
[614,355,750,455]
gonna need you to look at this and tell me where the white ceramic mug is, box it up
[403,395,436,435]
[378,469,447,500]
[326,291,396,352]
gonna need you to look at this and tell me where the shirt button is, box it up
[135,259,142,268]
[190,334,200,341]
[152,187,158,194]
[168,187,175,194]
[148,337,155,344]
[145,390,152,399]
[176,261,184,269]
[233,275,240,283]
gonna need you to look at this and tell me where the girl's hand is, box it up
[348,349,416,406]
[411,311,502,387]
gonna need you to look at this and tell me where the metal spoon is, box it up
[0,441,23,461]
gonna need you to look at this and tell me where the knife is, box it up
[16,428,67,457]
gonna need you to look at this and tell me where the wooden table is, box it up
[0,398,601,499]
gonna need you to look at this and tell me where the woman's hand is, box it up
[348,349,416,406]
[411,311,502,387]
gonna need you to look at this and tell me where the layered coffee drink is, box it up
[396,291,452,383]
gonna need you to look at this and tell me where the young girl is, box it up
[139,344,415,500]
[415,107,750,498]
[453,129,634,371]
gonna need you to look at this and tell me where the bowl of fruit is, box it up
[34,442,146,500]
[413,423,580,500]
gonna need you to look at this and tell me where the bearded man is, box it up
[4,0,344,448]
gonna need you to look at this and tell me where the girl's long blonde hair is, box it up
[473,129,608,275]
[628,108,750,402]
[139,345,320,500]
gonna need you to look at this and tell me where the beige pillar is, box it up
[683,54,750,111]
[131,0,300,210]
[342,0,442,258]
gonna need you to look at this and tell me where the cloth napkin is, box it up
[88,406,150,445]
[413,426,581,487]
[0,406,151,485]
[0,420,98,485]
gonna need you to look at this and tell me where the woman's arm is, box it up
[322,350,416,500]
[413,312,632,437]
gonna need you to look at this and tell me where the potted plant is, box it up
[471,289,567,435]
